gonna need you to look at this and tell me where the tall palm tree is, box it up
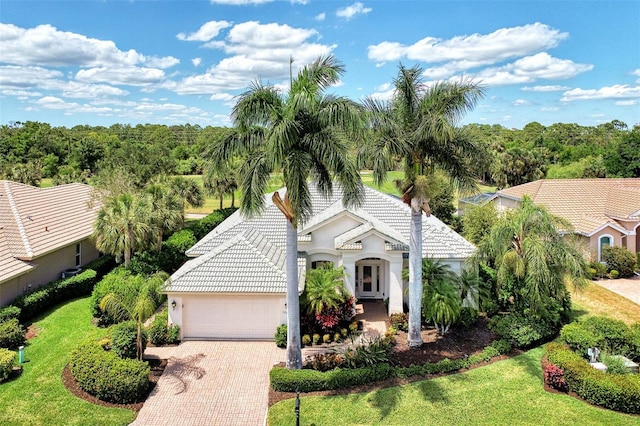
[207,55,365,369]
[302,265,349,316]
[364,64,485,347]
[145,183,184,251]
[472,196,589,320]
[93,192,152,266]
[168,175,205,211]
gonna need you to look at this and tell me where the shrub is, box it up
[489,314,557,349]
[275,324,287,348]
[161,229,197,272]
[339,336,393,369]
[83,255,116,279]
[312,333,320,345]
[147,310,181,346]
[543,363,568,392]
[490,338,512,355]
[270,364,394,392]
[589,261,608,279]
[389,313,409,332]
[323,334,331,344]
[456,307,478,329]
[111,321,146,359]
[0,319,25,350]
[545,343,640,413]
[302,335,311,346]
[602,246,636,278]
[578,316,634,357]
[308,353,344,372]
[340,328,348,338]
[610,270,620,279]
[333,332,341,343]
[69,340,150,404]
[0,348,15,383]
[0,306,21,323]
[601,353,630,375]
[560,322,603,356]
[14,269,98,322]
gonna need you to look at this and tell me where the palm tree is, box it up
[472,196,589,320]
[364,64,485,347]
[93,192,152,266]
[302,265,349,316]
[168,175,204,211]
[146,183,184,251]
[207,55,365,369]
[99,272,167,360]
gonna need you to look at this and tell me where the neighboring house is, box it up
[460,179,640,262]
[0,180,102,306]
[164,185,475,340]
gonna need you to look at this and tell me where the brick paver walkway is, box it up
[131,341,284,426]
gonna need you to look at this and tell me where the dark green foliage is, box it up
[186,208,236,240]
[0,306,21,323]
[69,340,150,404]
[339,336,394,369]
[545,343,640,413]
[0,348,15,383]
[111,321,146,359]
[161,229,196,271]
[270,363,394,392]
[456,307,479,328]
[83,255,117,279]
[147,310,181,346]
[275,324,287,348]
[0,319,25,350]
[462,202,498,246]
[588,261,608,279]
[12,269,98,322]
[601,246,637,278]
[489,314,556,349]
[561,316,635,358]
[490,338,512,355]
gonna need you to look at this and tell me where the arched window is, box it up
[598,235,612,262]
[311,260,333,269]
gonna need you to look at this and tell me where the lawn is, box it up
[0,297,135,426]
[268,347,639,425]
[268,280,640,426]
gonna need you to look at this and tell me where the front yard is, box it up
[0,297,135,426]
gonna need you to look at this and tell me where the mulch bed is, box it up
[269,318,503,406]
[61,358,167,412]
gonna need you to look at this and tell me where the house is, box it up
[164,185,475,340]
[460,179,640,262]
[0,180,102,306]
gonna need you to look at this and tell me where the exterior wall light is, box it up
[171,300,177,310]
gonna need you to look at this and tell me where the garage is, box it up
[179,294,285,340]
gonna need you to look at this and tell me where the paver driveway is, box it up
[131,341,284,426]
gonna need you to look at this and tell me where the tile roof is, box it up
[497,179,640,235]
[177,184,475,295]
[0,180,100,283]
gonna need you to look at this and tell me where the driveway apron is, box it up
[131,341,284,426]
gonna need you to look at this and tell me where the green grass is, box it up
[0,297,135,426]
[268,347,639,425]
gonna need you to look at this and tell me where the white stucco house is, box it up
[164,185,475,340]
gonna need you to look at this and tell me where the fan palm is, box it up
[146,182,184,251]
[364,64,485,346]
[207,55,365,369]
[93,192,152,266]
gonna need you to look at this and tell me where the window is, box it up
[598,235,612,262]
[75,243,81,267]
[311,260,333,269]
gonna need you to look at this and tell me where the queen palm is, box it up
[208,55,365,369]
[364,64,485,347]
[93,192,152,266]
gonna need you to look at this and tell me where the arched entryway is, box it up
[355,258,385,300]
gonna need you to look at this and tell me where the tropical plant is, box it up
[98,272,167,360]
[472,196,590,324]
[168,175,204,210]
[93,192,152,266]
[423,280,461,335]
[203,157,240,209]
[301,265,349,316]
[206,55,365,369]
[363,64,485,346]
[145,182,184,251]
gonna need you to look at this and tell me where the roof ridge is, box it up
[3,181,33,258]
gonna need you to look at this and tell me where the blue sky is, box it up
[1,0,638,129]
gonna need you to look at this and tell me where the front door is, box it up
[355,261,383,299]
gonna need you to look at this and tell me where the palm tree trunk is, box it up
[407,198,424,347]
[219,195,223,210]
[156,231,163,252]
[137,321,143,360]
[285,219,302,369]
[231,191,235,208]
[125,228,134,267]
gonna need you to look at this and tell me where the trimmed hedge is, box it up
[545,342,640,414]
[0,306,21,323]
[560,316,636,359]
[0,319,26,350]
[270,363,394,392]
[83,255,116,279]
[147,310,180,346]
[602,246,637,278]
[69,340,150,404]
[111,321,147,359]
[0,348,15,382]
[489,314,557,349]
[13,269,98,322]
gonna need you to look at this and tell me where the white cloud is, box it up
[192,58,202,67]
[177,21,231,42]
[0,65,64,89]
[368,23,567,69]
[513,99,532,106]
[632,69,640,83]
[0,23,177,69]
[561,84,640,101]
[336,2,372,20]
[472,53,592,86]
[615,100,638,106]
[540,107,560,111]
[1,89,42,98]
[521,85,571,92]
[315,12,326,21]
[75,67,166,86]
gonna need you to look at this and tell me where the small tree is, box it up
[602,246,637,278]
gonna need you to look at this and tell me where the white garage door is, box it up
[181,294,284,339]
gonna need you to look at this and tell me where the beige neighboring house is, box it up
[464,179,640,262]
[0,180,102,307]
